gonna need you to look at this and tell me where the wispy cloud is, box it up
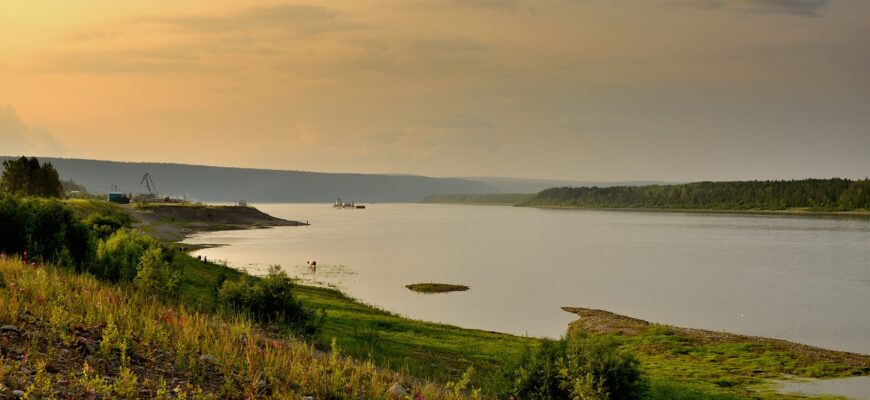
[561,112,623,133]
[129,4,359,36]
[429,113,492,130]
[50,3,364,74]
[0,106,65,156]
[668,0,831,17]
[449,0,518,11]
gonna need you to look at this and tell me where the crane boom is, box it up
[140,173,158,196]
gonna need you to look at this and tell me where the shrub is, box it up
[134,246,181,299]
[497,332,647,400]
[561,333,647,400]
[94,229,173,283]
[502,340,569,399]
[0,195,32,256]
[85,212,134,240]
[219,265,314,334]
[0,195,94,269]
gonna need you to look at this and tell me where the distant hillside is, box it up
[422,193,535,205]
[461,176,671,193]
[0,156,497,203]
[524,179,870,212]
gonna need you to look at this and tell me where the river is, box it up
[185,203,870,354]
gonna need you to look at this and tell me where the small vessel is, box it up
[334,198,366,209]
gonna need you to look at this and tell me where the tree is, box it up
[0,156,63,198]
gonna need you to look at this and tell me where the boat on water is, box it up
[333,198,366,209]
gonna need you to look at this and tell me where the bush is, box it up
[85,212,134,240]
[219,265,315,334]
[503,339,570,399]
[0,195,94,269]
[134,246,181,299]
[94,229,173,283]
[497,332,647,400]
[562,334,647,400]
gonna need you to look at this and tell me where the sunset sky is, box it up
[1,0,868,181]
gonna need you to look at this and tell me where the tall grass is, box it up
[0,257,480,399]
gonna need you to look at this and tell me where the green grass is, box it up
[0,258,476,399]
[172,250,242,311]
[294,284,533,385]
[64,198,130,220]
[600,325,868,399]
[169,251,532,383]
[405,283,470,293]
[166,250,534,386]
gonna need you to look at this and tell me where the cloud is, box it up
[429,113,492,129]
[50,3,363,74]
[668,0,831,17]
[130,4,358,36]
[448,0,518,11]
[561,112,623,133]
[0,106,65,156]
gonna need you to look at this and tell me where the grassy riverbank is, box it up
[563,308,870,399]
[40,199,870,398]
[172,248,870,398]
[527,204,870,218]
[0,257,478,399]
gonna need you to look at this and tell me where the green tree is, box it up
[0,156,63,198]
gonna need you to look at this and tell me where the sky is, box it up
[1,0,868,181]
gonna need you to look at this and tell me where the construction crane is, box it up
[140,173,158,197]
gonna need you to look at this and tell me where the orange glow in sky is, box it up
[2,0,869,180]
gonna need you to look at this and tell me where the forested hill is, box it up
[0,156,497,203]
[523,179,870,211]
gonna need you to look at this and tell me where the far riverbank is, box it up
[523,204,870,218]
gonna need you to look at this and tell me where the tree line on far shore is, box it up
[524,178,870,211]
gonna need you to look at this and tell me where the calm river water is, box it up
[186,204,870,354]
